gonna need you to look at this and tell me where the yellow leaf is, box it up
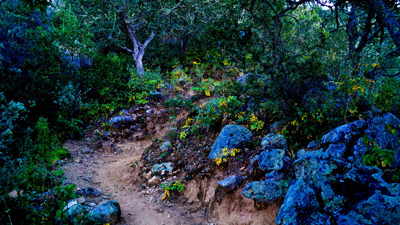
[205,89,211,96]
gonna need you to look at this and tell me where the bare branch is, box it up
[120,46,133,53]
[143,31,156,49]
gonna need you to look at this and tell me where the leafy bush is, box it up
[160,180,184,201]
[127,68,163,105]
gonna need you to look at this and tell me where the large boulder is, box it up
[258,148,285,171]
[276,179,329,225]
[321,120,367,144]
[242,180,286,203]
[86,200,121,225]
[261,133,287,149]
[208,125,252,159]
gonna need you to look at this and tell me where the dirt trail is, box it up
[62,133,219,225]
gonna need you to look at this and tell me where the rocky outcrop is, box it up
[275,113,400,224]
[240,113,400,224]
[258,148,285,171]
[208,125,252,159]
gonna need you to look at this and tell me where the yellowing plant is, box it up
[179,131,188,139]
[161,180,184,200]
[214,147,240,166]
[249,113,264,131]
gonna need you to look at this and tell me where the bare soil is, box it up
[62,137,220,225]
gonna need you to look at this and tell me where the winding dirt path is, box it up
[62,137,219,225]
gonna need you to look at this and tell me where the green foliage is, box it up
[371,76,400,113]
[362,136,396,169]
[127,68,163,105]
[194,96,243,129]
[160,180,184,201]
[164,94,194,111]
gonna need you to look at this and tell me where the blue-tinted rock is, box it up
[80,187,102,197]
[307,140,320,149]
[109,115,134,128]
[338,190,400,225]
[208,125,252,159]
[276,179,329,225]
[242,180,285,203]
[152,162,174,173]
[269,122,282,133]
[218,175,242,191]
[321,120,367,144]
[258,149,285,171]
[248,155,259,173]
[160,141,171,152]
[265,171,283,181]
[364,113,400,168]
[237,73,263,84]
[86,200,121,224]
[261,133,287,149]
[65,204,90,223]
[325,143,347,159]
[150,91,164,99]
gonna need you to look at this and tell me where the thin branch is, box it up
[120,46,133,53]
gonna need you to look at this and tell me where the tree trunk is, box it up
[181,35,188,64]
[117,8,155,77]
[134,54,144,76]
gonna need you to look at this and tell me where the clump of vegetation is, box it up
[214,148,241,166]
[160,180,184,201]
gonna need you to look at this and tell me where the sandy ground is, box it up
[62,137,219,225]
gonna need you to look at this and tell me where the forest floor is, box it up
[61,127,220,225]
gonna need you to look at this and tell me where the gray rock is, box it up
[258,149,285,171]
[81,149,92,154]
[339,190,400,225]
[269,122,282,133]
[276,179,329,225]
[324,81,338,92]
[64,199,78,211]
[65,204,90,223]
[265,171,283,181]
[321,120,367,144]
[248,155,259,173]
[237,73,263,84]
[307,140,320,149]
[218,175,242,191]
[325,143,347,159]
[208,125,252,159]
[150,91,164,99]
[152,162,174,173]
[365,113,400,168]
[109,115,135,128]
[80,187,102,197]
[86,200,121,224]
[261,133,287,149]
[160,141,171,152]
[242,180,285,203]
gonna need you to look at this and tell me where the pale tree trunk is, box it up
[130,31,155,77]
[117,9,155,77]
